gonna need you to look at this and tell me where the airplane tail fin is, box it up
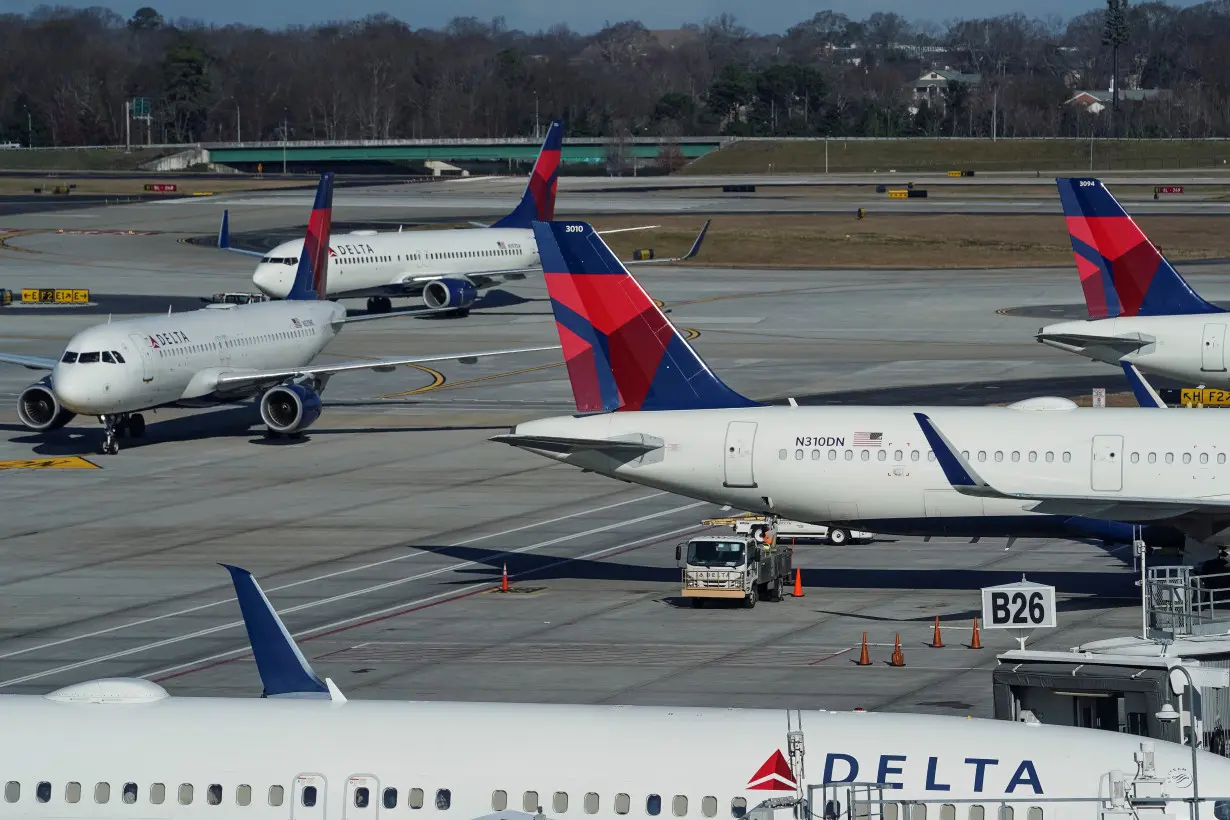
[286,172,334,301]
[220,563,344,701]
[532,219,758,412]
[492,120,563,228]
[1056,178,1221,318]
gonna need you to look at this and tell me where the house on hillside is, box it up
[1066,86,1173,114]
[910,68,982,104]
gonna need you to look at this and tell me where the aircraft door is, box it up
[292,774,327,820]
[1202,324,1227,372]
[1090,435,1124,492]
[723,421,758,488]
[217,335,231,366]
[126,334,153,383]
[343,775,380,820]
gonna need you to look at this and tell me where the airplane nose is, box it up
[52,367,93,414]
[253,265,289,298]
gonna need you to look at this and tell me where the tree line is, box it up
[3,1,1230,148]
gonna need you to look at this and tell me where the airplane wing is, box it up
[624,219,711,266]
[490,432,662,455]
[212,344,560,392]
[217,210,266,258]
[0,352,58,370]
[913,411,1230,519]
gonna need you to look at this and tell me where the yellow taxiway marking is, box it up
[0,230,42,254]
[0,456,100,470]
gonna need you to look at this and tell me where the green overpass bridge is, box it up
[203,135,729,169]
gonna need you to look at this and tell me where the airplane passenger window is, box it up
[860,450,870,461]
[79,351,100,363]
[911,450,920,462]
[524,791,539,812]
[354,787,369,808]
[994,451,1003,462]
[491,791,507,811]
[911,805,927,820]
[301,786,316,807]
[409,788,425,809]
[179,784,194,805]
[616,793,631,815]
[941,806,956,820]
[554,791,569,812]
[894,449,903,461]
[845,450,853,461]
[961,451,969,460]
[702,797,718,818]
[829,449,837,461]
[1028,451,1037,462]
[1166,453,1174,464]
[1062,452,1071,463]
[1000,808,1014,820]
[883,804,898,820]
[436,788,451,810]
[877,450,887,462]
[778,449,787,461]
[731,797,747,819]
[123,782,138,804]
[237,785,252,807]
[812,449,821,460]
[65,783,81,804]
[36,782,50,803]
[969,807,985,820]
[647,794,663,816]
[673,795,689,816]
[977,451,986,462]
[585,793,600,814]
[795,449,804,460]
[61,351,78,363]
[1026,809,1043,820]
[1131,453,1140,463]
[1045,452,1054,463]
[1011,451,1019,462]
[1220,454,1227,465]
[95,783,110,804]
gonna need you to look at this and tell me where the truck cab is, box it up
[675,535,792,609]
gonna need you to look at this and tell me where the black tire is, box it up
[768,579,784,602]
[828,528,850,546]
[751,526,766,542]
[690,597,706,608]
[129,414,146,438]
[743,586,758,609]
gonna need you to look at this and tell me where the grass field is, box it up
[686,139,1230,175]
[582,213,1230,269]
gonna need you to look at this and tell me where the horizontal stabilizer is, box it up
[1034,330,1150,356]
[490,432,660,455]
[220,563,342,701]
[217,210,264,258]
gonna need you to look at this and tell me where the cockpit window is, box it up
[78,351,100,363]
[112,350,126,363]
[60,351,78,364]
[102,351,115,363]
[259,256,298,265]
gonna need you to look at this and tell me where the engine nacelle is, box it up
[423,278,478,310]
[260,384,323,434]
[17,377,75,432]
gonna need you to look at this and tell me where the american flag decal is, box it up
[854,432,882,447]
[497,241,506,249]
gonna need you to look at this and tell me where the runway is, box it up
[0,175,1205,715]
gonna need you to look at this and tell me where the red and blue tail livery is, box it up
[493,120,564,229]
[287,172,334,301]
[533,220,758,413]
[1056,177,1221,318]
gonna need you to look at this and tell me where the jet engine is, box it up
[17,377,75,432]
[423,278,478,310]
[260,384,323,435]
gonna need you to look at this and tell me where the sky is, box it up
[0,0,1201,33]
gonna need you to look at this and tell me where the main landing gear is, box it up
[99,412,146,455]
[366,296,393,314]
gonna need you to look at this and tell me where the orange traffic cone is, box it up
[931,616,944,648]
[890,633,905,667]
[792,568,803,598]
[500,563,510,593]
[970,617,982,649]
[857,632,871,666]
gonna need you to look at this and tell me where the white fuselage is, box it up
[51,300,344,415]
[1039,315,1230,387]
[253,228,539,300]
[509,404,1230,540]
[1,687,1224,820]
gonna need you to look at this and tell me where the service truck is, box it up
[729,516,874,546]
[675,535,793,609]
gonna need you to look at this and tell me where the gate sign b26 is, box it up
[980,581,1057,630]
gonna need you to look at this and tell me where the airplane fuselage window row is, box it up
[330,249,521,265]
[0,779,1045,820]
[777,447,1228,467]
[147,328,320,359]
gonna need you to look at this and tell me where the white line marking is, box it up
[143,518,706,681]
[0,491,668,665]
[0,499,704,687]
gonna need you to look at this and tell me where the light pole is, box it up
[236,104,241,144]
[1156,664,1200,820]
[23,106,31,148]
[282,111,288,175]
[534,92,539,140]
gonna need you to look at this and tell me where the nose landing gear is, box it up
[99,412,147,454]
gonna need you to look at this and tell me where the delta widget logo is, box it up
[747,750,797,791]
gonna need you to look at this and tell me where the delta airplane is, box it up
[223,120,708,315]
[0,174,556,455]
[491,221,1230,564]
[5,561,1223,820]
[1037,178,1230,388]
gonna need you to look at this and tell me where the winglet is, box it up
[1121,362,1167,408]
[914,412,995,494]
[220,563,344,701]
[680,219,711,261]
[217,209,264,258]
